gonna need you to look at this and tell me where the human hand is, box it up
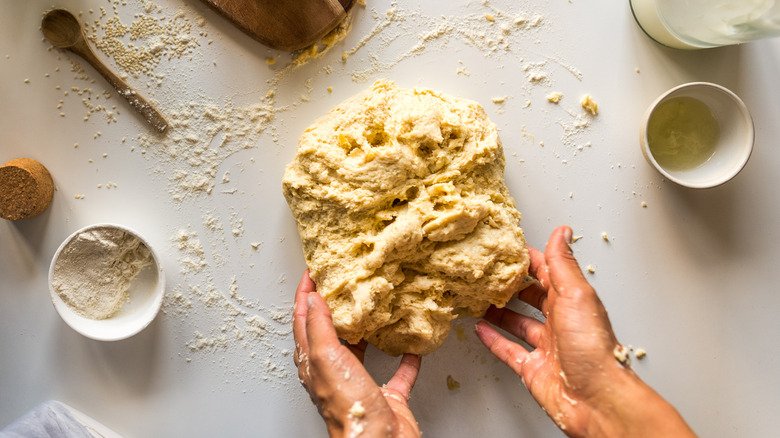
[293,271,422,438]
[475,226,696,437]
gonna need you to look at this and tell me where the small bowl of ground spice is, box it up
[48,223,165,341]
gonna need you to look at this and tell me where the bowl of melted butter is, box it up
[640,82,753,188]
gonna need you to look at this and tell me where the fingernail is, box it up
[307,294,315,308]
[563,227,573,244]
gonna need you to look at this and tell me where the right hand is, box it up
[475,226,696,437]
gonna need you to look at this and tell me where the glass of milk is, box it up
[631,0,780,49]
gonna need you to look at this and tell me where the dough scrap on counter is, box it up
[282,80,530,355]
[546,92,563,103]
[580,94,598,115]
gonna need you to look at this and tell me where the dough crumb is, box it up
[456,67,471,76]
[613,344,631,366]
[546,92,563,103]
[447,375,461,390]
[580,95,598,115]
[349,401,366,418]
[635,348,647,359]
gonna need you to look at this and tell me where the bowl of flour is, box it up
[48,223,165,341]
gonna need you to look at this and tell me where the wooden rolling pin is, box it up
[0,158,55,220]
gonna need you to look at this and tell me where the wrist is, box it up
[587,367,696,438]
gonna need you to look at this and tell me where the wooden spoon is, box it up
[41,9,169,133]
[200,0,355,51]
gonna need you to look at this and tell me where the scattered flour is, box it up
[163,268,294,385]
[172,227,206,274]
[344,2,549,83]
[139,97,276,200]
[556,111,592,149]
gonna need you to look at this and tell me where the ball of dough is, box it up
[282,80,529,355]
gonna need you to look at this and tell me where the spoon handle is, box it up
[72,40,169,133]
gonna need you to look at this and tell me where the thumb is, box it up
[544,226,590,298]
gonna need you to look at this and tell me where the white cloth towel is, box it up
[1,401,98,438]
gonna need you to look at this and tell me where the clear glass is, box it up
[656,0,780,47]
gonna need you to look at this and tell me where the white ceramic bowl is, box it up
[640,82,754,188]
[48,223,165,341]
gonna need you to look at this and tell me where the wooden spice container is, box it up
[0,158,55,220]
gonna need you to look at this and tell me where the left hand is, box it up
[293,271,422,438]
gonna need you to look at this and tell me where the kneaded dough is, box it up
[282,80,530,355]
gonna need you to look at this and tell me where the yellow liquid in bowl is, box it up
[647,96,719,171]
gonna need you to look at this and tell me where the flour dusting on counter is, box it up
[166,226,294,386]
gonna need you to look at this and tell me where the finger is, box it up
[544,226,593,300]
[484,306,545,348]
[517,282,548,314]
[384,354,422,402]
[305,291,341,352]
[346,340,368,363]
[293,270,316,367]
[306,293,371,393]
[527,245,551,290]
[475,321,529,376]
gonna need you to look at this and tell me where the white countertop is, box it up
[2,0,780,436]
